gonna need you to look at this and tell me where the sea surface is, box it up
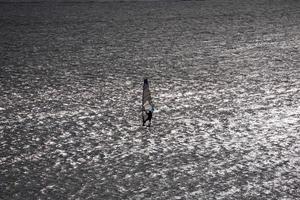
[0,0,300,199]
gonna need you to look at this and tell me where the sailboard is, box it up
[142,78,154,125]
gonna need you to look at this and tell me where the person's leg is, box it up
[143,111,148,126]
[143,116,148,126]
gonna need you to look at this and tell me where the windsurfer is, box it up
[143,107,154,127]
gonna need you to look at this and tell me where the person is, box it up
[143,107,154,127]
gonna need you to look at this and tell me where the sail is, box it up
[142,78,153,111]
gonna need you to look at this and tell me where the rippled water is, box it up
[0,0,300,199]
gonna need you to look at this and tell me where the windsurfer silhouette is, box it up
[143,107,154,127]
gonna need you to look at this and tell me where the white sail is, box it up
[142,78,153,111]
[142,79,154,111]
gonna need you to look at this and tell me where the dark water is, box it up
[1,0,300,199]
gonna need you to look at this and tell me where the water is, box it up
[0,0,300,199]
